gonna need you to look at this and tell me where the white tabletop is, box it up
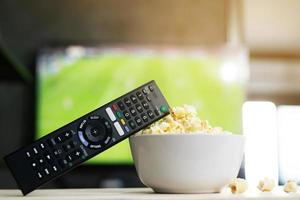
[0,187,299,200]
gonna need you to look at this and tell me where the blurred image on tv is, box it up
[36,46,248,164]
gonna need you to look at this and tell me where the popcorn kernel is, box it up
[284,180,298,193]
[257,177,276,192]
[228,178,248,194]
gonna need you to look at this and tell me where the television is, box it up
[36,45,248,165]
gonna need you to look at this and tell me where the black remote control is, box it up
[4,80,170,195]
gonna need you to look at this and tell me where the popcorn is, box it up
[257,177,276,192]
[158,122,171,132]
[139,105,225,135]
[283,180,298,193]
[228,178,248,194]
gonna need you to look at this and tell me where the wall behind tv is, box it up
[0,0,229,71]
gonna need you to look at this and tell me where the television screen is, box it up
[36,46,248,164]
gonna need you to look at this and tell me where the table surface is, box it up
[0,187,300,200]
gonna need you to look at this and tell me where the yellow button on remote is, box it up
[121,119,126,125]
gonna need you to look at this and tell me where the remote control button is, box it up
[128,120,136,129]
[31,162,37,169]
[105,107,116,122]
[116,111,122,119]
[130,95,138,103]
[89,144,102,149]
[40,143,45,149]
[117,101,125,110]
[44,168,50,175]
[38,158,45,165]
[53,149,63,158]
[160,105,169,113]
[52,165,58,172]
[54,135,63,144]
[146,95,151,102]
[135,117,143,126]
[136,104,143,113]
[86,126,103,142]
[37,172,43,179]
[142,101,149,109]
[104,136,111,144]
[148,85,154,91]
[147,110,155,119]
[123,110,131,120]
[84,118,112,144]
[33,147,38,155]
[26,151,31,158]
[63,131,72,139]
[142,88,148,95]
[79,117,112,149]
[66,155,73,162]
[136,91,143,100]
[129,107,137,116]
[45,154,53,164]
[114,121,124,136]
[120,119,126,125]
[124,98,131,107]
[124,126,130,133]
[78,131,89,147]
[141,113,148,122]
[112,104,118,111]
[79,119,87,129]
[154,108,160,116]
[89,115,100,120]
[72,149,83,160]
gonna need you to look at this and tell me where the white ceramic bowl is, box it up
[129,133,245,193]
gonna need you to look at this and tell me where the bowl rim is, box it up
[130,132,245,138]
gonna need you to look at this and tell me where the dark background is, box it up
[0,0,229,189]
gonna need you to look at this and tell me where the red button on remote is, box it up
[112,104,118,111]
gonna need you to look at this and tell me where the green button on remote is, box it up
[160,105,168,113]
[116,111,122,118]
